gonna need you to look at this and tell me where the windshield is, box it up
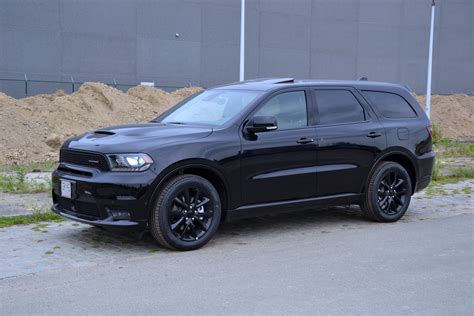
[158,89,263,126]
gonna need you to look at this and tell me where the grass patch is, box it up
[431,124,444,144]
[433,139,474,158]
[0,162,56,173]
[431,170,474,184]
[0,162,55,194]
[438,142,474,158]
[432,125,473,158]
[449,167,474,179]
[0,211,64,228]
[0,170,51,194]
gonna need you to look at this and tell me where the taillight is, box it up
[427,124,433,139]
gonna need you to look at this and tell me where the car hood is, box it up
[63,123,213,153]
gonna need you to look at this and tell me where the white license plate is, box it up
[60,180,72,199]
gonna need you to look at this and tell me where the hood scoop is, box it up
[87,130,116,139]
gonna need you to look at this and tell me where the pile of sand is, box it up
[414,94,474,141]
[0,83,472,165]
[0,83,202,165]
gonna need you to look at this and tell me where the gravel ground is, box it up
[0,192,50,216]
[0,180,472,279]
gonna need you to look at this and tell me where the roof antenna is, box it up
[359,77,368,81]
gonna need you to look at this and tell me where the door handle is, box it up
[296,137,314,144]
[367,131,382,138]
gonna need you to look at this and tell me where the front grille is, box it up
[58,197,100,218]
[60,149,109,171]
[57,165,93,177]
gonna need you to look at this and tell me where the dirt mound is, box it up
[414,94,474,141]
[0,83,202,165]
[127,86,203,112]
[0,84,471,165]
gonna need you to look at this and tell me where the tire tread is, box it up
[149,174,196,250]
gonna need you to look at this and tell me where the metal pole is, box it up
[71,76,75,93]
[24,73,28,96]
[239,0,245,81]
[426,0,435,119]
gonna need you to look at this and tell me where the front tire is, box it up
[150,175,221,251]
[361,161,412,222]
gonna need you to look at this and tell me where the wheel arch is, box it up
[149,159,230,220]
[365,149,418,195]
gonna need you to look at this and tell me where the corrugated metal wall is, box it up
[0,0,472,95]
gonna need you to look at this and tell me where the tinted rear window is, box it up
[362,91,417,119]
[314,90,365,125]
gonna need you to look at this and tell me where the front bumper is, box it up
[51,163,157,230]
[51,204,143,229]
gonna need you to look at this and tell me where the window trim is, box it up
[311,87,368,127]
[361,90,418,120]
[243,88,314,132]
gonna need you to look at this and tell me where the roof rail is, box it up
[261,78,295,84]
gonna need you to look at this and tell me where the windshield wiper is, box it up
[165,122,187,125]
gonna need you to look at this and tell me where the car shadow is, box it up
[62,205,369,252]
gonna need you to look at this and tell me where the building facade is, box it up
[0,0,472,97]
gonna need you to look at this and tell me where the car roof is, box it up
[213,78,410,93]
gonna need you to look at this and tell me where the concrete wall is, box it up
[0,0,472,97]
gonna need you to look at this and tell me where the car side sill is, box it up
[225,193,362,222]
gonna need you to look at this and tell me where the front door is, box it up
[240,90,318,205]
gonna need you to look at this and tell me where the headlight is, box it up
[107,153,154,172]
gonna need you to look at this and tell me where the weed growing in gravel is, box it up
[31,223,49,231]
[426,185,448,197]
[462,186,472,195]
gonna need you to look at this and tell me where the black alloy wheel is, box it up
[376,170,409,216]
[169,187,214,242]
[150,174,221,250]
[361,161,412,222]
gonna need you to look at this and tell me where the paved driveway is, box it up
[0,180,473,314]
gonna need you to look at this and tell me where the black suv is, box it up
[52,78,435,250]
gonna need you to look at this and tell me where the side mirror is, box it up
[246,116,278,133]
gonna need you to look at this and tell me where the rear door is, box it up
[240,89,318,205]
[312,87,385,196]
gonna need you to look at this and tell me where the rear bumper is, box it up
[415,152,435,192]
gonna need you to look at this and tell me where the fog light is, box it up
[107,208,131,220]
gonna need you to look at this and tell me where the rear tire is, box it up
[149,175,221,251]
[361,161,412,222]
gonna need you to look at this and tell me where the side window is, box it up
[314,90,365,125]
[362,91,417,119]
[254,91,308,130]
